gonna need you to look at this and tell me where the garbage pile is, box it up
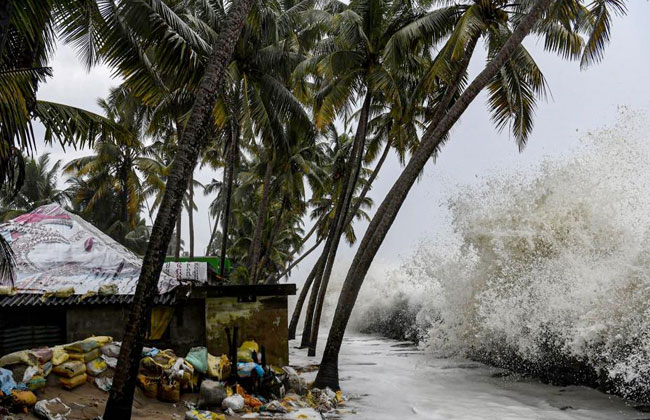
[0,335,114,414]
[0,337,348,419]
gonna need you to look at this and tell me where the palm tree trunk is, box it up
[299,250,328,347]
[255,196,288,280]
[174,205,182,259]
[308,92,371,356]
[188,179,195,258]
[219,123,239,278]
[248,158,273,284]
[103,0,256,416]
[312,0,553,391]
[288,249,323,340]
[268,237,323,285]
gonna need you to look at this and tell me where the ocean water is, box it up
[346,111,650,403]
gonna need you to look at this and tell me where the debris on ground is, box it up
[0,336,348,420]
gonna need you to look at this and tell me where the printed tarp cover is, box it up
[0,204,207,295]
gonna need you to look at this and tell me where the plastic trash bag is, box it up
[101,342,121,358]
[237,341,259,363]
[237,362,264,378]
[34,397,72,420]
[198,380,227,408]
[0,367,19,395]
[95,377,112,392]
[221,394,245,411]
[30,347,53,364]
[207,354,230,380]
[185,409,226,420]
[186,347,208,374]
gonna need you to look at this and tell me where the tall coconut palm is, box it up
[313,0,626,390]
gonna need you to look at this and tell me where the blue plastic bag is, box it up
[186,347,208,374]
[0,367,18,395]
[237,362,264,378]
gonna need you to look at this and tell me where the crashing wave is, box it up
[352,111,650,402]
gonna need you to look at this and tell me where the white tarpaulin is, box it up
[0,204,207,295]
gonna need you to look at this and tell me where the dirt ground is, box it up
[9,375,238,420]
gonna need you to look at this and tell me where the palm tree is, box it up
[313,0,626,390]
[0,153,65,220]
[104,0,260,416]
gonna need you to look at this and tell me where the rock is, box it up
[199,380,227,408]
[221,394,245,411]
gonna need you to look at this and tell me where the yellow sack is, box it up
[86,358,107,376]
[68,348,100,362]
[60,373,87,390]
[137,374,159,398]
[237,340,259,362]
[0,286,16,296]
[185,410,226,420]
[52,360,86,378]
[158,380,180,403]
[51,347,69,366]
[55,287,75,298]
[84,336,112,346]
[98,283,118,296]
[207,354,230,380]
[0,350,37,367]
[10,390,37,407]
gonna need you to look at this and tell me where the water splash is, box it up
[352,110,650,402]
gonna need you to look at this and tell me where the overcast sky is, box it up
[32,2,650,285]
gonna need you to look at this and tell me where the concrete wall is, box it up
[205,295,289,366]
[66,302,205,356]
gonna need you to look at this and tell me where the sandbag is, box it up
[84,336,112,346]
[65,340,100,354]
[10,389,37,407]
[86,358,107,376]
[0,350,37,367]
[186,347,208,374]
[30,347,53,364]
[0,286,16,296]
[26,376,47,390]
[60,373,87,390]
[198,380,227,408]
[34,398,72,420]
[101,342,121,358]
[98,284,118,296]
[52,361,86,378]
[68,348,100,362]
[136,374,159,398]
[42,361,52,377]
[51,348,69,366]
[55,287,75,298]
[207,354,230,380]
[158,380,180,403]
[185,410,226,420]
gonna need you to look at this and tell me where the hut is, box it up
[0,204,295,365]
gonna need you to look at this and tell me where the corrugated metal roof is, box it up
[0,292,177,308]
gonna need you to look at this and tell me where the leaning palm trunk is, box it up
[313,0,553,390]
[308,93,371,356]
[103,0,256,416]
[219,123,238,277]
[298,250,328,346]
[248,158,273,284]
